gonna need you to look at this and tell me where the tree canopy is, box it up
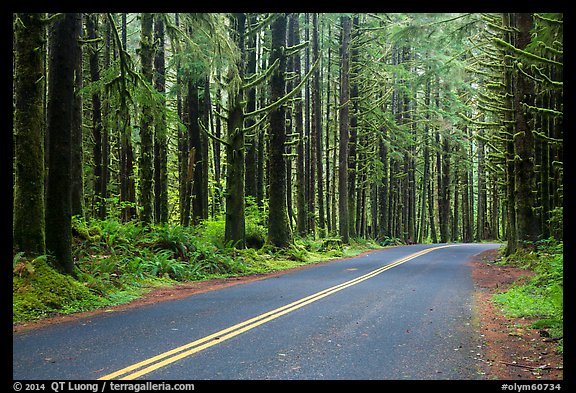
[13,12,563,271]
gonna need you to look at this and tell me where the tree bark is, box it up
[86,14,104,218]
[267,13,292,248]
[288,14,307,236]
[119,13,136,222]
[512,12,540,247]
[70,13,84,218]
[347,15,359,238]
[154,14,168,223]
[245,14,258,201]
[312,13,325,236]
[45,13,80,275]
[139,12,154,224]
[224,13,246,247]
[13,13,46,257]
[338,15,351,244]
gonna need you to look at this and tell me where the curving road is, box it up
[13,243,501,380]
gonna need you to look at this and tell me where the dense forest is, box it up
[13,12,563,277]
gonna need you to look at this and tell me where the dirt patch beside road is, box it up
[469,248,563,380]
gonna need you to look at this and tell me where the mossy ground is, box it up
[13,218,382,324]
[13,256,107,322]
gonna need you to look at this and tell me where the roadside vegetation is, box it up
[492,236,563,352]
[13,209,382,324]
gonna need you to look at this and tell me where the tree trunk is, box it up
[512,12,540,247]
[139,12,154,224]
[245,14,258,201]
[70,13,84,218]
[476,128,488,241]
[418,78,431,243]
[225,106,246,247]
[378,125,389,241]
[312,12,325,236]
[461,128,472,243]
[212,71,223,216]
[224,13,246,247]
[13,13,46,257]
[45,13,80,275]
[180,86,192,226]
[440,135,451,243]
[267,13,292,248]
[324,20,332,235]
[119,13,136,222]
[502,13,517,254]
[288,14,307,236]
[304,14,313,235]
[86,14,103,219]
[100,16,111,220]
[338,15,351,244]
[436,76,450,243]
[347,15,359,238]
[154,14,168,223]
[189,81,203,225]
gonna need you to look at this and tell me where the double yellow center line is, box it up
[99,244,454,380]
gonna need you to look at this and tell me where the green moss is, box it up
[13,256,102,322]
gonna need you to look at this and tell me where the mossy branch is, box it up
[531,65,563,88]
[244,56,320,119]
[285,40,309,56]
[198,118,230,148]
[242,113,268,133]
[457,112,500,127]
[522,103,563,118]
[245,13,277,36]
[532,129,563,144]
[242,58,279,90]
[493,37,563,67]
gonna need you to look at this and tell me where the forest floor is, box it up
[470,248,563,380]
[13,247,563,380]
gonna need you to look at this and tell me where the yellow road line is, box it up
[99,244,455,380]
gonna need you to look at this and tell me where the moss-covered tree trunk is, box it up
[224,13,246,247]
[338,15,351,244]
[225,105,246,247]
[189,80,207,225]
[312,12,325,236]
[347,15,359,239]
[70,13,84,218]
[119,12,137,222]
[85,13,103,219]
[501,13,517,255]
[139,13,154,224]
[288,14,307,237]
[512,12,540,248]
[45,13,80,275]
[267,13,292,248]
[13,13,46,257]
[244,13,258,202]
[153,14,168,224]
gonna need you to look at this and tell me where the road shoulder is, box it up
[469,248,563,380]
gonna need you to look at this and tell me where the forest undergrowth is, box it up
[12,212,383,323]
[492,238,564,353]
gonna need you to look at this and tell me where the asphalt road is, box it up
[13,243,501,380]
